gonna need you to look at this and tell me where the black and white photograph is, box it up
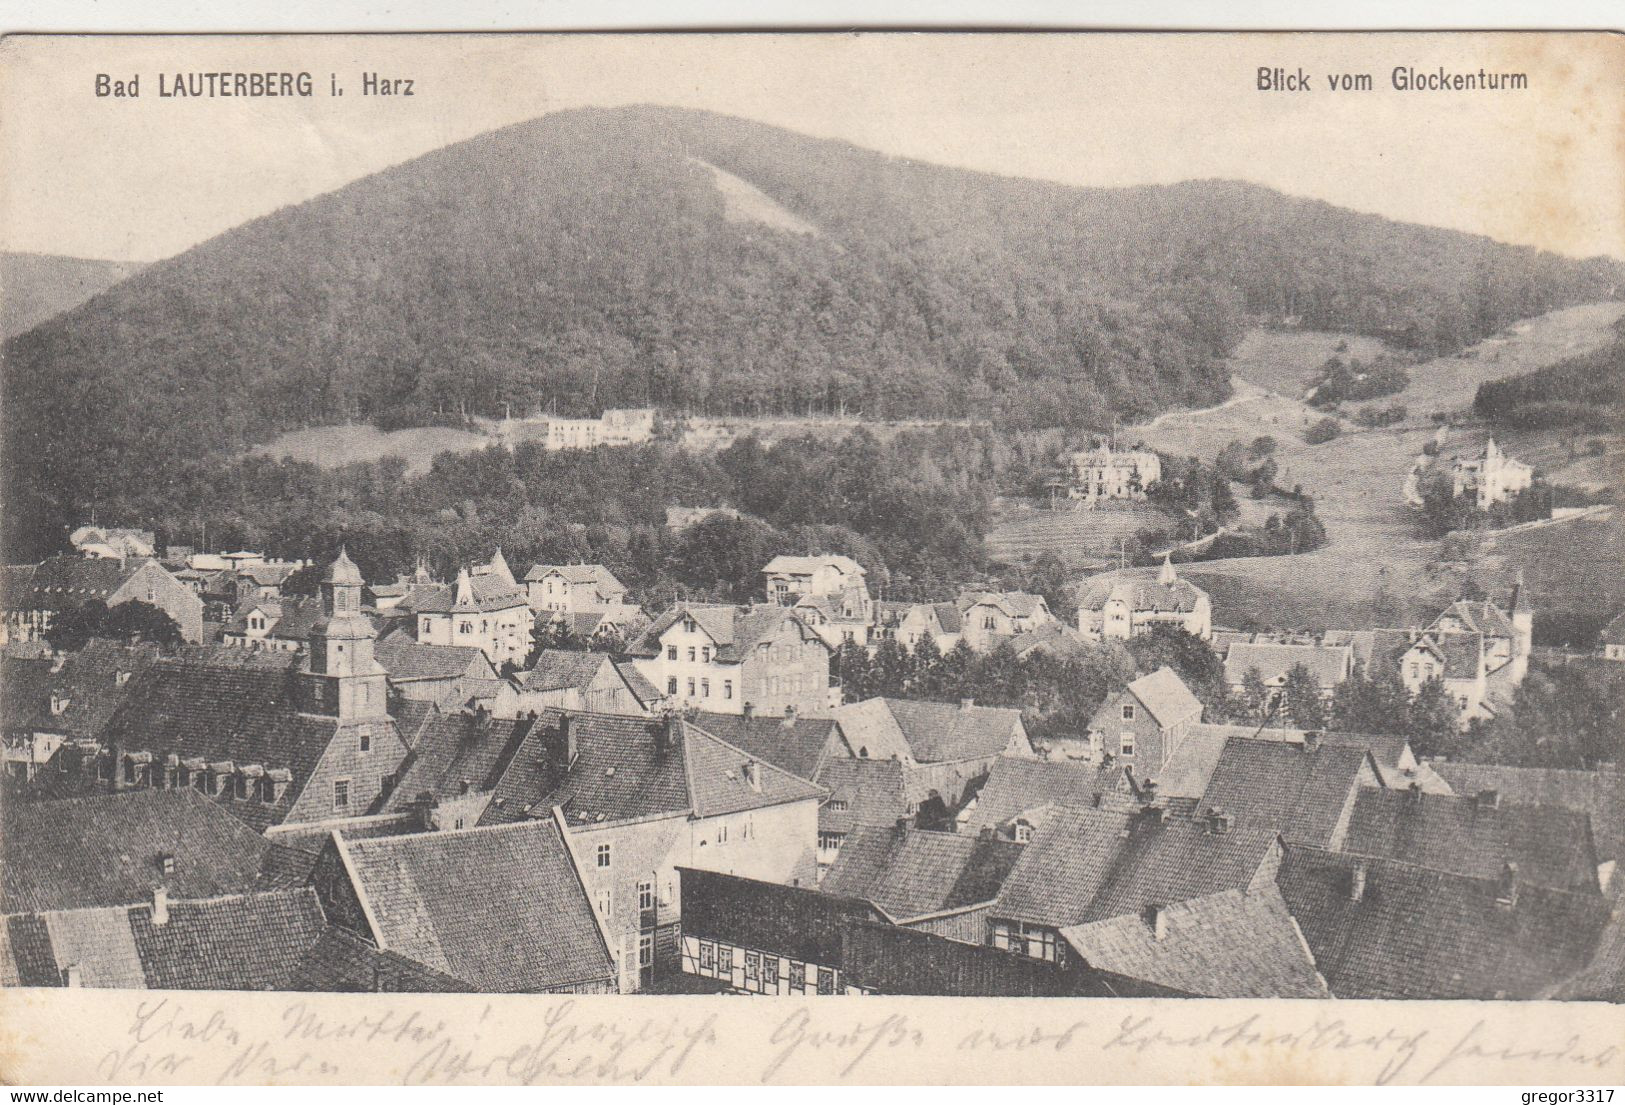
[0,29,1621,1086]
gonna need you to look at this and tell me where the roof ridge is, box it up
[683,719,830,798]
[331,832,389,951]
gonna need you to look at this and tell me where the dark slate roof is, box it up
[1277,844,1611,999]
[1196,737,1373,846]
[994,805,1279,929]
[97,649,375,829]
[1,655,55,730]
[3,888,332,990]
[3,789,284,913]
[225,595,323,640]
[814,757,909,835]
[1426,762,1625,866]
[338,819,615,992]
[613,661,663,707]
[0,564,40,608]
[959,757,1128,834]
[376,637,490,682]
[286,926,474,992]
[1078,572,1204,614]
[1060,885,1329,999]
[1152,726,1419,800]
[1342,787,1601,893]
[832,697,1023,764]
[1544,886,1625,1002]
[24,639,162,740]
[481,710,823,828]
[517,649,612,693]
[385,709,535,811]
[821,827,1025,920]
[522,563,625,591]
[1431,599,1517,640]
[687,711,844,782]
[8,556,152,612]
[410,571,528,616]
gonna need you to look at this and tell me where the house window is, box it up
[1120,733,1135,758]
[983,615,996,630]
[718,822,729,846]
[1121,703,1136,721]
[790,961,805,991]
[701,679,710,698]
[762,955,779,988]
[596,843,612,868]
[818,831,844,852]
[1408,663,1419,679]
[701,646,711,663]
[717,946,733,974]
[359,729,371,752]
[745,952,759,982]
[596,888,611,919]
[459,621,472,635]
[687,678,696,697]
[688,647,696,662]
[667,646,678,661]
[638,881,655,911]
[667,677,678,694]
[724,680,733,700]
[638,933,654,970]
[699,941,715,971]
[817,967,835,995]
[334,779,349,808]
[1014,820,1034,844]
[828,799,848,812]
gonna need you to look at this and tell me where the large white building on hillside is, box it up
[1065,446,1161,504]
[1076,556,1212,642]
[1451,438,1533,509]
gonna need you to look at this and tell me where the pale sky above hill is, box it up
[2,32,1621,264]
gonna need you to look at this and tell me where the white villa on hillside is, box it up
[1066,446,1161,504]
[1451,438,1533,509]
[1076,556,1212,642]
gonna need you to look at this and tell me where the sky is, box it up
[2,31,1621,264]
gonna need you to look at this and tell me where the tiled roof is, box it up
[337,819,615,992]
[226,595,323,641]
[4,888,333,990]
[1060,885,1328,999]
[932,603,963,634]
[235,561,301,588]
[958,757,1128,834]
[1126,667,1203,729]
[1424,631,1485,681]
[1223,642,1351,687]
[385,709,536,811]
[1153,725,1424,800]
[8,556,153,612]
[831,697,1023,765]
[97,649,380,829]
[286,926,474,992]
[521,563,625,592]
[814,758,909,835]
[482,710,822,828]
[25,640,162,740]
[1197,737,1373,846]
[994,805,1279,929]
[821,826,1024,920]
[518,649,612,693]
[686,711,845,782]
[1277,844,1611,999]
[1544,887,1625,1002]
[1425,762,1625,866]
[0,564,40,608]
[377,637,491,682]
[1009,622,1089,660]
[1078,572,1204,615]
[1431,599,1517,640]
[1342,787,1600,893]
[957,590,1047,618]
[613,661,663,707]
[1,655,55,730]
[410,571,528,615]
[3,789,287,913]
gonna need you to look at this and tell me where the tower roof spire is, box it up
[321,546,364,585]
[1158,552,1178,587]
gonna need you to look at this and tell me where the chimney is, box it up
[558,713,578,767]
[1146,904,1169,941]
[1407,781,1424,804]
[782,705,797,726]
[1207,808,1233,835]
[62,964,82,988]
[157,852,176,876]
[411,792,440,832]
[655,713,681,755]
[1139,778,1159,804]
[1475,789,1500,811]
[152,886,170,927]
[1496,862,1519,910]
[741,702,754,720]
[1302,730,1322,753]
[960,698,975,710]
[1350,863,1367,902]
[742,760,762,792]
[895,815,912,833]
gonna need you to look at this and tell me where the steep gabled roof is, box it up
[957,590,1047,618]
[1077,571,1205,615]
[410,569,528,615]
[1197,737,1373,846]
[629,602,824,661]
[335,819,615,993]
[517,649,613,693]
[1223,641,1351,687]
[376,637,493,682]
[286,926,474,992]
[10,556,156,612]
[687,710,846,782]
[1125,666,1203,728]
[814,757,910,835]
[831,697,1024,764]
[1060,885,1328,999]
[958,757,1128,834]
[821,826,1024,921]
[1277,844,1610,999]
[1,655,57,730]
[3,789,287,913]
[522,563,625,592]
[385,709,536,812]
[993,805,1278,929]
[1342,787,1601,893]
[762,554,863,578]
[1430,599,1516,640]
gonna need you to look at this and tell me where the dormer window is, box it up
[115,670,131,687]
[50,693,69,716]
[1121,703,1136,721]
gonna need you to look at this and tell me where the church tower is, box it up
[302,547,389,719]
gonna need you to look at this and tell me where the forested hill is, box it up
[3,104,1620,558]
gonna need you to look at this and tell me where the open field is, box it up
[1226,329,1393,400]
[986,499,1163,570]
[248,423,498,475]
[1109,301,1625,631]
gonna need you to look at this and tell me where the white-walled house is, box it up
[1077,557,1212,643]
[628,603,834,717]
